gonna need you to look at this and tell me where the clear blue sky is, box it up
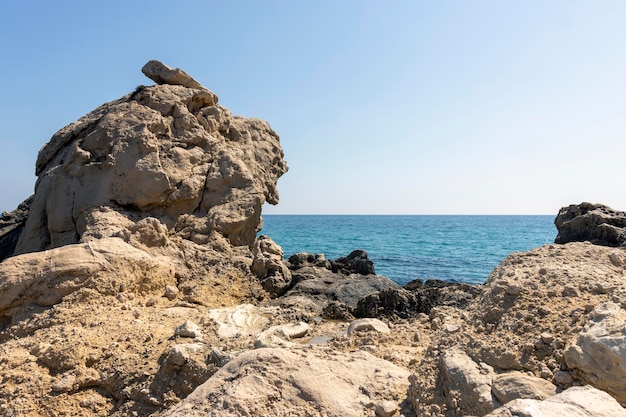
[1,1,625,214]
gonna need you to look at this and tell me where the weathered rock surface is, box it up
[485,385,626,417]
[440,347,497,416]
[0,237,175,312]
[0,195,32,262]
[251,235,292,297]
[355,279,480,320]
[280,265,399,311]
[408,241,626,416]
[141,60,207,90]
[0,61,287,417]
[161,347,411,417]
[555,202,626,246]
[564,300,626,404]
[2,61,626,417]
[491,372,558,404]
[14,58,286,256]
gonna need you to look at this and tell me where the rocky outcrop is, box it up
[0,61,288,417]
[564,300,626,404]
[2,60,626,417]
[161,347,411,417]
[408,241,626,416]
[555,202,626,246]
[251,235,292,297]
[0,195,32,262]
[485,386,626,417]
[14,59,286,256]
[354,279,480,320]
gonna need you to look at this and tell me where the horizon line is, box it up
[262,213,555,216]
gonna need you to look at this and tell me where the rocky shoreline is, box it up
[1,62,625,417]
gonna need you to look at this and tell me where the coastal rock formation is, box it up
[278,250,399,312]
[0,196,32,262]
[565,300,626,404]
[0,61,288,417]
[2,60,626,417]
[408,241,626,416]
[14,58,286,256]
[485,385,626,417]
[555,202,626,246]
[161,347,411,417]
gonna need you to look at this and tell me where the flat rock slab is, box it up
[207,304,273,338]
[162,347,410,417]
[492,372,557,404]
[486,385,626,417]
[347,318,390,335]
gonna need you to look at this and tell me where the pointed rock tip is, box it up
[141,59,206,91]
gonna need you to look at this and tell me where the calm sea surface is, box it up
[258,215,556,285]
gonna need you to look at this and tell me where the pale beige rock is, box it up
[485,385,626,417]
[491,372,557,404]
[441,347,496,416]
[254,322,309,348]
[142,59,207,90]
[17,67,287,254]
[376,400,400,417]
[347,318,391,335]
[207,304,272,338]
[0,62,286,417]
[175,320,203,339]
[0,237,175,312]
[162,347,410,417]
[251,235,292,296]
[409,242,626,416]
[564,301,626,404]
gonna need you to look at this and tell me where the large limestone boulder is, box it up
[13,59,287,256]
[564,300,626,404]
[0,237,174,312]
[161,347,411,417]
[440,347,497,416]
[485,385,626,417]
[555,202,626,246]
[0,61,288,417]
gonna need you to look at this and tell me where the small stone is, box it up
[608,251,624,267]
[175,320,202,338]
[562,286,579,297]
[276,322,309,339]
[445,323,460,333]
[375,400,398,417]
[554,370,574,384]
[165,285,179,300]
[413,332,421,342]
[210,347,231,367]
[169,345,189,366]
[52,374,77,393]
[541,332,554,344]
[540,366,552,379]
[142,60,206,91]
[347,318,390,336]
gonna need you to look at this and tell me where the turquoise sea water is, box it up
[258,215,556,285]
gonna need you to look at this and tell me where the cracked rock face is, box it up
[15,64,287,255]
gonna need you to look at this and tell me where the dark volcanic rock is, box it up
[354,279,481,320]
[555,202,626,247]
[331,249,376,275]
[0,195,33,262]
[286,252,331,270]
[276,250,398,311]
[282,266,398,310]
